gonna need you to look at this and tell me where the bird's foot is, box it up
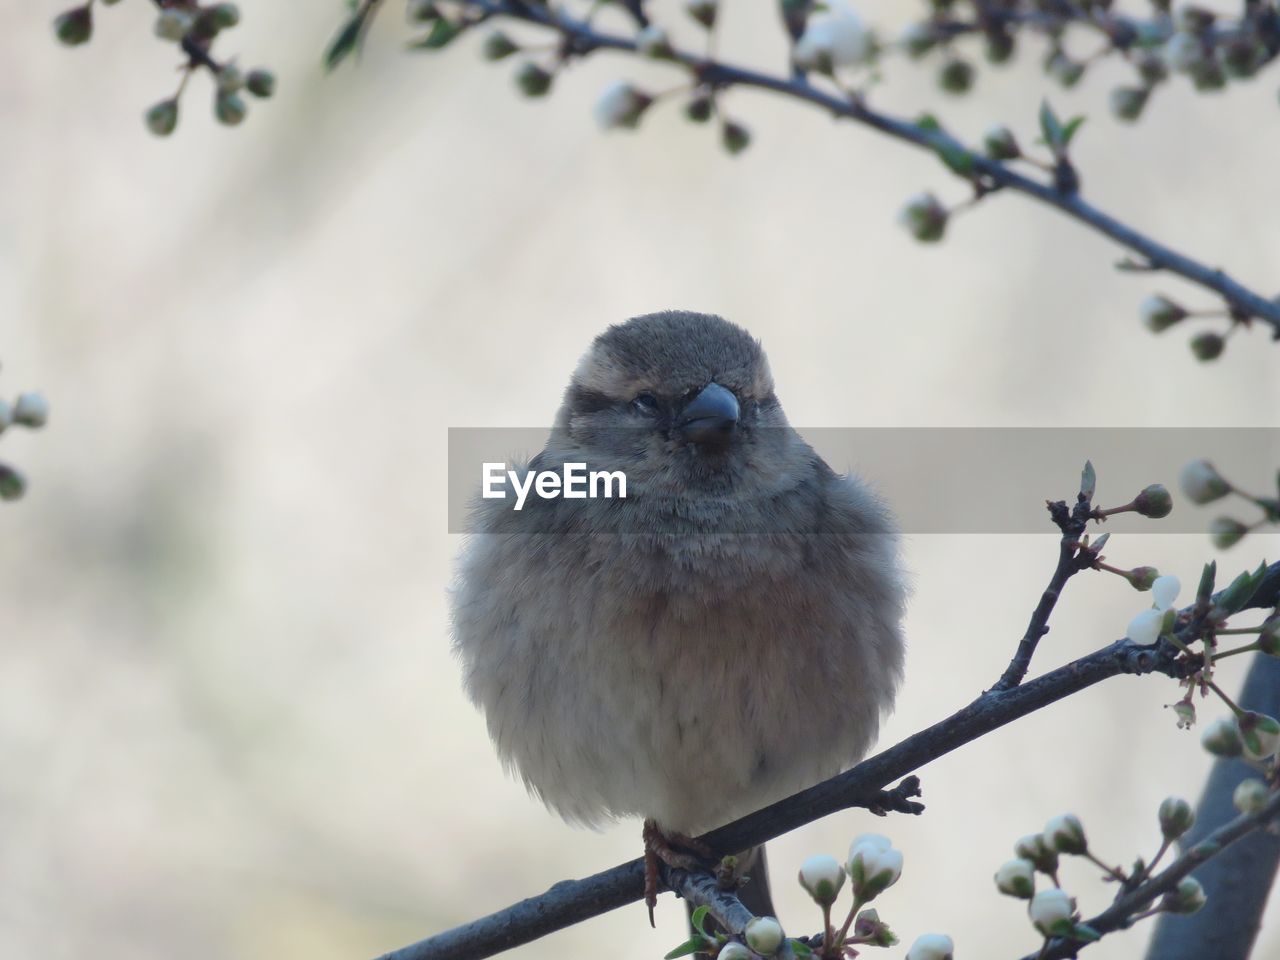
[642,820,715,927]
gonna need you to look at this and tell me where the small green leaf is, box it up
[1060,115,1087,148]
[1039,100,1064,150]
[790,939,814,957]
[690,905,711,937]
[664,936,710,959]
[916,113,942,133]
[934,140,975,177]
[409,17,463,50]
[325,15,364,70]
[1197,560,1217,604]
[1080,459,1097,501]
[1071,923,1102,943]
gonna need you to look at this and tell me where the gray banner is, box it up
[447,428,1280,534]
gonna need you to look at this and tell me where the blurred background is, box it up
[3,1,1280,958]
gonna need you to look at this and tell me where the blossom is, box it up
[1126,575,1179,645]
[1180,460,1230,503]
[593,82,653,130]
[744,917,784,955]
[798,854,845,905]
[905,933,954,960]
[1028,888,1075,935]
[847,834,903,900]
[1140,295,1187,332]
[793,4,875,73]
[994,859,1035,899]
[1043,814,1087,855]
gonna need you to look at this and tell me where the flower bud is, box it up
[983,125,1020,161]
[215,91,247,126]
[1201,715,1243,757]
[1210,517,1248,550]
[900,23,937,59]
[635,25,673,59]
[721,121,751,156]
[1220,37,1262,78]
[1044,814,1087,855]
[684,95,713,123]
[515,62,553,97]
[217,64,245,94]
[984,30,1014,64]
[1239,712,1280,762]
[54,5,93,46]
[211,3,241,29]
[1110,86,1149,122]
[1126,566,1160,591]
[995,858,1035,899]
[1047,53,1085,88]
[797,854,845,905]
[246,69,276,99]
[1136,52,1169,85]
[1258,617,1280,657]
[938,58,974,94]
[1233,777,1268,814]
[145,99,180,136]
[853,908,898,948]
[1134,484,1173,519]
[1163,31,1206,73]
[0,399,12,431]
[1180,459,1230,504]
[482,30,518,61]
[1162,876,1206,914]
[12,392,49,426]
[1190,59,1227,91]
[1014,833,1059,874]
[0,464,26,501]
[718,943,751,960]
[847,834,903,901]
[905,933,953,960]
[1028,888,1075,936]
[407,0,440,23]
[1159,797,1195,840]
[155,9,193,42]
[743,916,784,955]
[1170,699,1196,730]
[1141,295,1188,332]
[593,82,653,131]
[685,0,717,29]
[899,192,948,243]
[1190,332,1225,361]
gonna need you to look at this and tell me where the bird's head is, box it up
[551,311,803,494]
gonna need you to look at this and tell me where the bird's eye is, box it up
[632,393,659,414]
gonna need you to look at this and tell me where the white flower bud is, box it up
[982,125,1020,160]
[744,916,784,955]
[1233,777,1268,814]
[217,64,245,94]
[847,834,902,901]
[1159,797,1195,840]
[1152,575,1181,611]
[12,393,49,428]
[718,942,751,960]
[905,933,954,960]
[1239,713,1280,762]
[1126,608,1165,646]
[899,192,947,243]
[1163,876,1206,914]
[1043,814,1087,855]
[1201,715,1243,757]
[1209,516,1248,550]
[798,854,845,905]
[793,6,874,73]
[1014,834,1058,874]
[994,858,1036,899]
[154,8,193,42]
[1028,887,1075,935]
[593,82,653,130]
[1141,295,1188,332]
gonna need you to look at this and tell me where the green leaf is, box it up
[1060,115,1087,149]
[934,141,974,177]
[1080,459,1097,501]
[690,905,711,938]
[915,113,942,134]
[409,17,463,50]
[1197,560,1217,604]
[325,14,365,71]
[1071,923,1102,943]
[1039,100,1064,151]
[664,936,710,959]
[790,940,814,957]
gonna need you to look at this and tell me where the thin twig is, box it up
[463,0,1280,338]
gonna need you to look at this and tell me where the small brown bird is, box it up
[452,311,906,920]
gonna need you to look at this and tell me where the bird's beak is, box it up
[678,382,739,445]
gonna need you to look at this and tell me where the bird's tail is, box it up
[686,844,776,932]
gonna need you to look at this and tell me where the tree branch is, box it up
[463,0,1280,338]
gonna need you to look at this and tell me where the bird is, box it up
[451,310,907,923]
